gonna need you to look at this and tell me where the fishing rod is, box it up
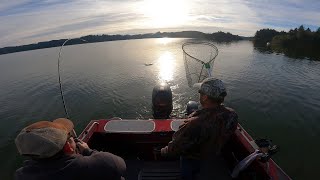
[57,38,87,136]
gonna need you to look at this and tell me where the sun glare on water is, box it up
[140,0,190,28]
[158,51,175,82]
[157,37,174,45]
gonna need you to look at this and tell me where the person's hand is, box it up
[161,146,168,156]
[76,139,90,154]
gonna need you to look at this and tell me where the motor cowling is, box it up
[152,83,173,119]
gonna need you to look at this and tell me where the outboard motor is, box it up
[152,83,173,119]
[186,101,199,116]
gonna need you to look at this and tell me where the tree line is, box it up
[0,31,243,55]
[254,25,320,60]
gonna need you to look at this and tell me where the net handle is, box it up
[182,42,219,64]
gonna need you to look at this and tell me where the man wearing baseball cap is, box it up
[161,77,238,180]
[15,118,126,180]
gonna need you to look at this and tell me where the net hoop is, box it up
[182,41,219,86]
[182,42,219,64]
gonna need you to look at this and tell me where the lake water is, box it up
[0,38,319,179]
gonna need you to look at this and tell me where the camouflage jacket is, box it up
[165,105,238,159]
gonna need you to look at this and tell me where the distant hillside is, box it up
[0,31,244,55]
[253,26,320,60]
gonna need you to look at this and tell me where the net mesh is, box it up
[182,42,218,87]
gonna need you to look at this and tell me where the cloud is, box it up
[0,0,319,47]
[0,0,139,46]
[243,0,320,30]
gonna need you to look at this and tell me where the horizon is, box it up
[0,30,245,49]
[1,0,319,47]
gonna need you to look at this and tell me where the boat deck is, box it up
[125,160,180,180]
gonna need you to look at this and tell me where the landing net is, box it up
[182,42,218,87]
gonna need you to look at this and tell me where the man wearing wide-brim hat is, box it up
[15,118,126,180]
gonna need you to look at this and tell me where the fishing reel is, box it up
[255,138,278,163]
[186,101,199,116]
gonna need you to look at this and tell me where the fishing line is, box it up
[57,38,87,119]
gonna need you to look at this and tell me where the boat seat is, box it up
[104,120,155,133]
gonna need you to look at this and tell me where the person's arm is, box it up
[223,109,238,138]
[162,117,202,156]
[79,151,126,179]
[76,140,126,179]
[76,139,95,156]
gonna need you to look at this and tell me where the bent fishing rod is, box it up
[57,38,87,137]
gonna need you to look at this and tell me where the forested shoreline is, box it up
[254,26,320,60]
[0,31,243,55]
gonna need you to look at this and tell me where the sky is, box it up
[0,0,319,47]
